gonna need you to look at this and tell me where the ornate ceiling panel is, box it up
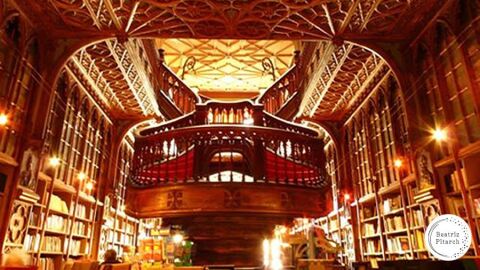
[15,0,440,41]
[67,39,160,119]
[156,39,295,95]
[298,42,389,121]
[11,0,446,122]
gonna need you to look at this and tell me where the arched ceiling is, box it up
[297,41,390,121]
[66,39,160,120]
[10,0,447,123]
[157,39,296,99]
[15,0,439,41]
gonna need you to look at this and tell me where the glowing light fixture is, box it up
[85,181,94,191]
[48,157,61,167]
[173,233,184,244]
[393,159,403,168]
[77,172,87,181]
[263,239,270,267]
[432,128,447,142]
[0,113,8,126]
[270,239,282,270]
[344,193,351,201]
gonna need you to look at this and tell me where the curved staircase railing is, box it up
[257,65,299,115]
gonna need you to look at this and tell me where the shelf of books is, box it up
[354,173,434,264]
[435,150,480,254]
[357,193,384,262]
[16,175,101,270]
[99,206,139,260]
[379,185,411,260]
[317,206,355,266]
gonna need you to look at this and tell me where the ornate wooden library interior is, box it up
[0,0,480,269]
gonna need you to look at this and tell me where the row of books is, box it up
[75,204,91,219]
[46,215,66,232]
[384,216,405,232]
[24,233,40,252]
[362,223,379,236]
[69,239,89,255]
[106,230,135,246]
[116,233,135,245]
[412,230,425,250]
[73,221,90,236]
[386,236,409,252]
[116,223,135,234]
[29,211,39,227]
[365,240,380,254]
[444,168,466,193]
[383,196,402,214]
[410,209,424,227]
[43,236,63,252]
[38,258,55,270]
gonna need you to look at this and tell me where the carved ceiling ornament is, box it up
[21,0,436,40]
[157,39,295,94]
[298,41,389,121]
[11,0,444,122]
[67,39,160,119]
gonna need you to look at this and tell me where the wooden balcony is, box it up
[131,101,327,188]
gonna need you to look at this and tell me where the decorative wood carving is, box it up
[6,201,30,246]
[16,0,439,41]
[224,189,242,208]
[166,190,183,209]
[67,39,160,119]
[127,183,327,218]
[131,101,327,188]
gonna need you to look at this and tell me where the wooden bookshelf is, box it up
[98,206,139,260]
[10,175,103,270]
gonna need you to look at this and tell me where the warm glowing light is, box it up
[120,205,126,212]
[77,172,87,181]
[48,157,61,167]
[344,194,351,201]
[394,159,403,168]
[432,128,447,142]
[270,239,283,270]
[263,238,283,270]
[173,233,183,244]
[263,239,270,267]
[85,181,94,191]
[0,114,8,126]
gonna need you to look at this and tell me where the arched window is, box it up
[435,23,480,145]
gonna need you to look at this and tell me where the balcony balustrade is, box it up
[131,101,328,188]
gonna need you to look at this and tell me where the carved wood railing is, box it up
[195,100,264,125]
[262,112,318,137]
[158,62,200,114]
[257,65,298,115]
[131,125,327,188]
[139,112,195,136]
